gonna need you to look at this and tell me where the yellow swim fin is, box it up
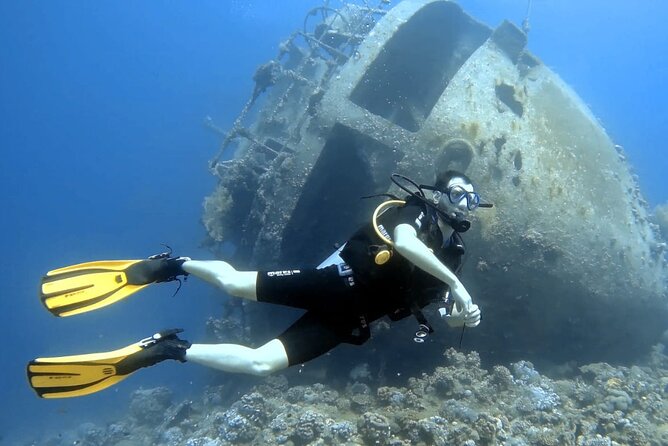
[27,329,190,398]
[40,254,188,317]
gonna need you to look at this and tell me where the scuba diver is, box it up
[28,170,491,398]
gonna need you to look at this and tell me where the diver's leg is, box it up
[255,266,354,311]
[182,260,258,300]
[274,311,346,366]
[182,262,349,309]
[185,312,346,375]
[186,339,289,376]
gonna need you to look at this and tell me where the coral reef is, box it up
[26,345,668,446]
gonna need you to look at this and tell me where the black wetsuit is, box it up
[255,198,464,366]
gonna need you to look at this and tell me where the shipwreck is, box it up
[201,0,667,366]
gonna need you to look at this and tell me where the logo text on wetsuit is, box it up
[267,270,301,277]
[377,224,392,241]
[415,211,425,228]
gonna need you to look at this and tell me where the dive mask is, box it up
[433,185,482,211]
[389,173,493,233]
[421,184,492,233]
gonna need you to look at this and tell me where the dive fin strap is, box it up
[126,257,189,285]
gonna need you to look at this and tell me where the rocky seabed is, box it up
[29,345,668,446]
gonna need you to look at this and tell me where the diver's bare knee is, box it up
[249,362,278,376]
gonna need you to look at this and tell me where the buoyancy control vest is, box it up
[340,197,466,329]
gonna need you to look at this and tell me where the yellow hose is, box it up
[371,200,405,265]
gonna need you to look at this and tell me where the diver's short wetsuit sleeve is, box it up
[375,200,429,234]
[393,201,430,234]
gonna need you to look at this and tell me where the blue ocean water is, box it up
[0,0,665,443]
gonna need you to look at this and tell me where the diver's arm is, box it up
[393,223,481,327]
[181,260,258,300]
[393,223,467,303]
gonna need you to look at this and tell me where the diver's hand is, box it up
[450,285,474,311]
[443,303,481,328]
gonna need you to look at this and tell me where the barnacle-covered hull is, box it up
[204,0,667,363]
